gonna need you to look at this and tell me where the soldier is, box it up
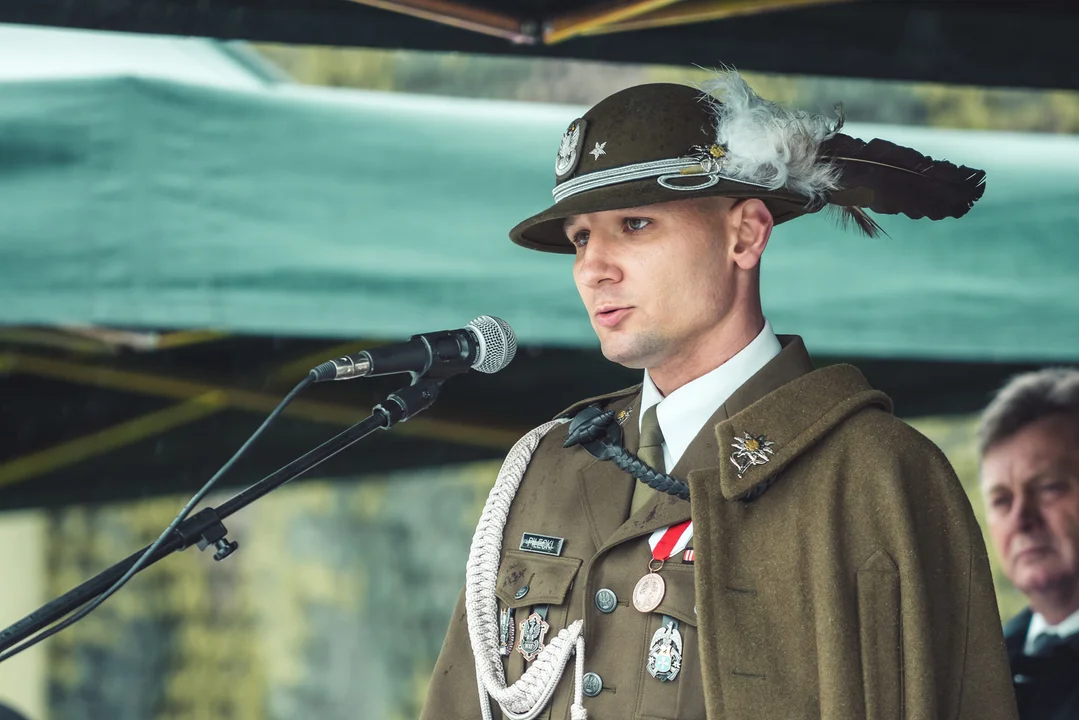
[420,72,1018,719]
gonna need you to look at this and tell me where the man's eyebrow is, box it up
[562,215,580,233]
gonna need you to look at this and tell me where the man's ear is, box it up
[729,198,774,271]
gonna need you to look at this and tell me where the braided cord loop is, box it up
[465,419,589,720]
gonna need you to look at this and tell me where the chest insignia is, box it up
[647,618,683,682]
[730,432,776,477]
[517,609,550,662]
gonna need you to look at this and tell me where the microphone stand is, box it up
[0,375,445,654]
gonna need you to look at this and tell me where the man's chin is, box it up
[1013,564,1070,595]
[596,331,665,370]
[600,345,647,369]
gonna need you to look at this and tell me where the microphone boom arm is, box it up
[0,376,444,656]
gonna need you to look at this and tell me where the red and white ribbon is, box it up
[647,520,693,561]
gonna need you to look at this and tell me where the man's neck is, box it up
[1030,583,1079,626]
[649,312,765,396]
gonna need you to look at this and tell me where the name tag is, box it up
[520,532,565,557]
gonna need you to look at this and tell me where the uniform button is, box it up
[582,671,603,697]
[594,588,618,613]
[514,585,529,600]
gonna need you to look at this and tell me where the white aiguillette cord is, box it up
[465,418,590,720]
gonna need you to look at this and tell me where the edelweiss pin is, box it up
[730,432,776,478]
[555,119,587,179]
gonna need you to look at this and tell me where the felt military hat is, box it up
[509,72,987,254]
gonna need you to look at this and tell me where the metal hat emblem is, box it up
[555,118,587,180]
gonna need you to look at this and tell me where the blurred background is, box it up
[1,1,1078,718]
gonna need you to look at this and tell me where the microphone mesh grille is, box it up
[468,315,517,374]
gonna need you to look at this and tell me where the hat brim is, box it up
[509,177,815,254]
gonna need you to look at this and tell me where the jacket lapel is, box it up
[1004,608,1033,666]
[599,397,727,550]
[577,393,640,550]
[584,335,820,551]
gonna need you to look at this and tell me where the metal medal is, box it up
[632,570,666,613]
[498,606,515,657]
[517,610,550,662]
[647,619,683,682]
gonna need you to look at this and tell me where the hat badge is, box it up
[555,119,587,179]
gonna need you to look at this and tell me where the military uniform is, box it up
[421,71,1017,719]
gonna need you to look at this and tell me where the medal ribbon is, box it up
[647,520,693,561]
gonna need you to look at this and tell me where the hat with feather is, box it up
[509,71,986,253]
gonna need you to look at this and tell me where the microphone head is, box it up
[467,315,517,374]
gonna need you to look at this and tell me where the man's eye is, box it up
[571,230,590,248]
[1040,481,1070,496]
[624,218,650,232]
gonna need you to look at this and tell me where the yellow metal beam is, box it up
[344,0,535,43]
[543,0,686,44]
[0,328,120,355]
[3,353,522,450]
[149,330,230,350]
[0,392,227,489]
[575,0,853,35]
[0,326,229,354]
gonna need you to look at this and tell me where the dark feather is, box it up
[824,204,888,239]
[820,133,987,221]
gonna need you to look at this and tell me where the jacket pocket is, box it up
[495,549,582,609]
[635,563,706,720]
[857,549,902,720]
[495,548,583,715]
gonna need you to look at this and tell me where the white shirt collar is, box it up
[1025,606,1079,654]
[639,319,782,471]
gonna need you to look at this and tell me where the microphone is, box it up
[309,315,517,382]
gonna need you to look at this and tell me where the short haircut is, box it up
[978,368,1079,457]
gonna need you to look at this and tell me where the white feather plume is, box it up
[697,70,843,202]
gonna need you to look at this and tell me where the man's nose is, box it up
[1014,490,1044,533]
[576,232,619,287]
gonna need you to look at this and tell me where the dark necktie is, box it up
[1031,632,1071,657]
[630,404,665,515]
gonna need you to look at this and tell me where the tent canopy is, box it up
[3,69,1078,364]
[0,1,1077,91]
[1,24,1077,512]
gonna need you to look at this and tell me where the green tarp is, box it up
[2,75,1078,362]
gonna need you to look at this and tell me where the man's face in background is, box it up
[981,414,1079,599]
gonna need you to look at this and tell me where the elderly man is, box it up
[421,72,1018,719]
[980,368,1079,720]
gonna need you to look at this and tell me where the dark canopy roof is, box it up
[1,1,1077,90]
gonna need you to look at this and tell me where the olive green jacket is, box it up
[421,336,1018,719]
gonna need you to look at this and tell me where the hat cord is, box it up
[465,418,590,720]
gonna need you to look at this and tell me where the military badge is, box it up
[647,619,683,682]
[730,432,776,478]
[517,610,550,662]
[589,141,607,160]
[498,606,515,657]
[555,119,587,179]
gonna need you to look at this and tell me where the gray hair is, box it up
[978,367,1079,457]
